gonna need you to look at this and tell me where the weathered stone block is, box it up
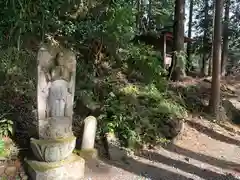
[30,136,76,162]
[25,154,85,180]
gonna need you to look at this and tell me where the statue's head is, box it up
[54,52,64,66]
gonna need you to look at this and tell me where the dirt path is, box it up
[84,117,240,180]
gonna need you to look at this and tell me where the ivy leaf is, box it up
[8,124,13,135]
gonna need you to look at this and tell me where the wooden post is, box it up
[163,33,167,68]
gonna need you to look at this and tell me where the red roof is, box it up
[164,31,193,43]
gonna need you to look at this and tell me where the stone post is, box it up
[78,116,98,159]
[81,116,97,150]
[25,43,85,180]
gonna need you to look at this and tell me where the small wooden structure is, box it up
[133,31,193,68]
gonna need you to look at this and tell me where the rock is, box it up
[4,166,17,176]
[167,119,185,142]
[105,133,128,161]
[184,157,189,162]
[222,99,240,124]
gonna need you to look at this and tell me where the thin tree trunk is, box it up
[221,0,230,76]
[136,0,141,32]
[148,0,152,30]
[140,0,145,32]
[170,0,186,81]
[208,1,215,76]
[209,0,223,118]
[201,0,209,76]
[186,0,194,73]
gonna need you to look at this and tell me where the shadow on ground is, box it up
[185,119,240,146]
[93,142,240,180]
[101,156,194,180]
[136,149,239,180]
[163,143,240,171]
[93,142,195,180]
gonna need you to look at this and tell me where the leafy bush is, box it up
[0,139,4,156]
[0,119,13,137]
[0,137,19,159]
[99,82,186,148]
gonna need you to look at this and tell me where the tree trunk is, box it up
[221,0,230,76]
[140,0,146,32]
[186,0,194,73]
[209,0,223,118]
[136,0,141,32]
[170,0,186,81]
[208,1,215,76]
[201,0,209,76]
[148,0,152,30]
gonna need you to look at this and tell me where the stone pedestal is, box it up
[25,154,85,180]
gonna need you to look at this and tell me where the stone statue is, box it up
[37,45,77,139]
[26,43,84,180]
[38,48,76,119]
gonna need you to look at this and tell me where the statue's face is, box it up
[57,52,65,66]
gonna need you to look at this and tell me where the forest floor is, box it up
[84,76,240,180]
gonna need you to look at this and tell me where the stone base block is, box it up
[25,154,85,180]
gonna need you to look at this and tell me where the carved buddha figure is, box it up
[47,52,72,117]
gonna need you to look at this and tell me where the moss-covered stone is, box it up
[25,154,85,180]
[25,154,84,172]
[74,148,98,160]
[30,136,76,162]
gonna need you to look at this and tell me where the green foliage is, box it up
[0,139,4,156]
[99,82,186,148]
[0,119,14,137]
[192,0,240,71]
[94,44,186,147]
[0,137,19,158]
[0,0,188,149]
[126,44,167,80]
[0,48,36,93]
